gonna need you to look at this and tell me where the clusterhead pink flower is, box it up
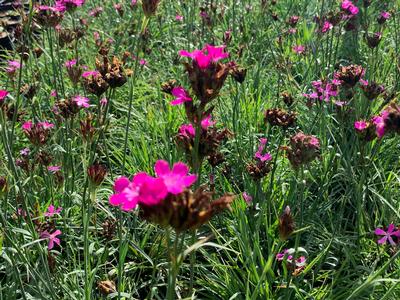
[48,165,61,173]
[109,173,168,211]
[41,229,61,250]
[242,192,253,204]
[321,21,333,33]
[179,124,196,138]
[292,45,305,54]
[170,87,192,105]
[255,138,272,162]
[44,204,63,217]
[354,120,367,131]
[154,160,197,194]
[0,90,9,102]
[341,0,359,16]
[375,224,400,246]
[179,44,229,69]
[73,95,90,108]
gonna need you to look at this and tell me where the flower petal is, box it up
[154,160,170,177]
[114,176,130,193]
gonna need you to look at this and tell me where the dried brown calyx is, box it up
[140,186,235,233]
[264,108,296,128]
[284,132,320,168]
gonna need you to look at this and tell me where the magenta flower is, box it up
[341,0,359,16]
[179,44,229,69]
[375,224,400,246]
[255,138,272,162]
[179,124,196,138]
[50,90,58,97]
[73,95,90,108]
[22,121,33,131]
[38,122,55,129]
[110,173,168,211]
[100,97,108,106]
[41,229,61,250]
[175,15,183,21]
[372,111,388,138]
[64,59,77,68]
[82,70,100,78]
[380,11,391,20]
[292,45,305,54]
[170,87,192,105]
[55,0,85,12]
[354,120,367,132]
[0,90,9,102]
[44,205,62,217]
[139,59,147,66]
[154,160,197,194]
[321,21,333,33]
[201,115,215,129]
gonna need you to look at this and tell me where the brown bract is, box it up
[87,164,107,186]
[96,56,132,88]
[246,160,271,180]
[361,81,385,100]
[285,132,320,168]
[184,61,230,105]
[278,206,295,240]
[82,73,109,96]
[336,65,364,87]
[265,108,296,128]
[142,0,161,17]
[383,101,400,134]
[140,186,235,233]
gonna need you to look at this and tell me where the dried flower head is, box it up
[285,132,320,168]
[87,164,107,186]
[142,0,161,17]
[278,206,295,240]
[264,108,296,128]
[334,65,364,87]
[140,186,235,232]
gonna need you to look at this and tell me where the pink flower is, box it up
[64,59,77,68]
[179,44,229,69]
[170,87,192,105]
[139,59,147,66]
[48,166,61,173]
[179,124,195,137]
[175,15,183,21]
[22,121,33,131]
[41,229,61,250]
[341,0,359,16]
[73,95,90,108]
[359,79,368,86]
[201,115,215,129]
[82,70,100,78]
[242,192,252,204]
[321,21,333,33]
[380,11,391,20]
[154,160,197,194]
[100,97,108,106]
[50,90,58,97]
[372,111,388,138]
[255,138,272,162]
[354,120,367,131]
[44,205,62,217]
[55,0,85,12]
[20,148,30,156]
[89,6,103,17]
[292,45,305,54]
[38,122,54,129]
[6,60,21,74]
[131,0,137,7]
[110,173,168,211]
[0,90,9,102]
[375,224,400,246]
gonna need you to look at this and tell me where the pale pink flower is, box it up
[170,87,192,105]
[41,229,61,250]
[38,122,54,129]
[154,160,197,195]
[292,45,305,54]
[175,15,183,21]
[48,166,61,173]
[6,60,21,74]
[100,98,108,106]
[139,59,147,66]
[242,192,252,204]
[44,205,62,217]
[64,59,77,68]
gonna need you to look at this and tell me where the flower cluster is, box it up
[109,160,233,232]
[276,248,307,275]
[246,138,272,180]
[22,121,54,146]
